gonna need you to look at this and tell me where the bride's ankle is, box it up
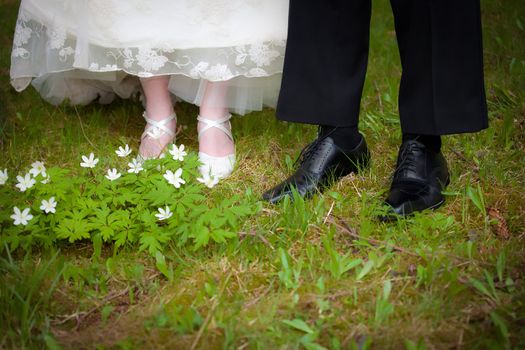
[197,114,235,157]
[139,111,177,159]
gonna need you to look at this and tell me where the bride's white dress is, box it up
[10,0,288,114]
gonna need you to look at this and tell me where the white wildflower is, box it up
[11,207,33,226]
[40,197,57,214]
[155,206,173,221]
[115,144,132,157]
[127,158,144,174]
[105,168,122,181]
[29,161,47,177]
[197,173,219,188]
[163,168,185,188]
[80,153,99,168]
[0,169,8,185]
[169,144,187,162]
[15,173,36,192]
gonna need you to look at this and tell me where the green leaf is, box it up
[114,225,139,248]
[92,233,102,258]
[99,226,115,241]
[357,260,374,280]
[142,186,176,206]
[230,204,254,216]
[383,280,392,299]
[404,339,428,350]
[193,225,210,249]
[43,333,63,350]
[279,247,291,272]
[374,298,394,327]
[140,211,157,228]
[209,217,228,229]
[470,278,492,299]
[56,211,92,242]
[101,305,115,324]
[210,229,236,243]
[517,18,524,31]
[316,276,325,294]
[224,211,238,228]
[106,257,116,275]
[282,319,314,334]
[496,252,506,282]
[139,231,162,255]
[489,311,509,340]
[155,251,173,281]
[92,203,110,223]
[302,342,327,350]
[342,258,363,274]
[115,188,141,206]
[484,270,500,303]
[466,184,486,215]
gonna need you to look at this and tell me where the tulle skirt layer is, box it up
[10,0,288,114]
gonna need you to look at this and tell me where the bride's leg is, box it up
[198,81,235,157]
[139,76,177,158]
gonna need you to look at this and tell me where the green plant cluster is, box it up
[0,149,260,261]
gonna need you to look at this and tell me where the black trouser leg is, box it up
[277,0,488,135]
[276,0,372,127]
[391,0,488,135]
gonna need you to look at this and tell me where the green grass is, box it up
[1,0,525,349]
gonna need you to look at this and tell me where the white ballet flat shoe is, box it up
[197,114,236,181]
[138,111,177,160]
[198,152,236,179]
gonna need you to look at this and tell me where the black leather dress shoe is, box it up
[384,140,450,217]
[262,135,370,204]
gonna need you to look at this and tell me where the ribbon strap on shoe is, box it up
[141,111,177,140]
[197,114,233,142]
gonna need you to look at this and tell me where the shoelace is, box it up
[293,126,337,167]
[393,141,425,178]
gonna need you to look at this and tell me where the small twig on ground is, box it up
[349,177,362,198]
[330,216,492,267]
[321,276,415,300]
[450,148,468,162]
[239,231,274,250]
[330,217,419,257]
[456,312,470,350]
[52,271,161,329]
[244,281,274,309]
[237,342,250,350]
[323,201,335,224]
[450,148,479,173]
[52,287,130,328]
[262,208,279,215]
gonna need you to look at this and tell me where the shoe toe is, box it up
[198,152,235,180]
[384,184,445,217]
[262,172,318,204]
[262,183,294,204]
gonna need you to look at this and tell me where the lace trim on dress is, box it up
[11,12,286,85]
